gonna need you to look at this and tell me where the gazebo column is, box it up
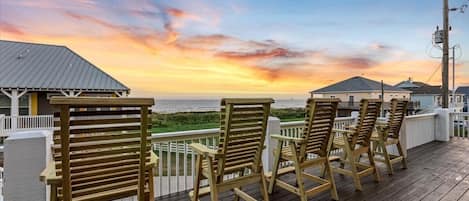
[1,89,28,130]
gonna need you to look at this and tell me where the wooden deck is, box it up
[157,139,469,201]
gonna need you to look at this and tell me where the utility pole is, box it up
[442,0,449,108]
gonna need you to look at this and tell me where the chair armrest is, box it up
[271,134,305,143]
[149,151,158,166]
[332,128,355,134]
[39,161,61,185]
[190,143,222,159]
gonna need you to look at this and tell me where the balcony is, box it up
[0,110,468,201]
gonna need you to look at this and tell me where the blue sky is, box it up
[0,0,468,98]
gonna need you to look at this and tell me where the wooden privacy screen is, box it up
[50,97,155,201]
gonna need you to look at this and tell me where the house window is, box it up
[0,94,30,116]
[330,96,335,99]
[349,96,354,103]
[379,95,382,99]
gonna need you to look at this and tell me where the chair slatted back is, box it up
[350,99,382,147]
[300,98,340,157]
[387,98,409,139]
[217,98,273,175]
[50,97,154,201]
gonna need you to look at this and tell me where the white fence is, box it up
[1,115,54,136]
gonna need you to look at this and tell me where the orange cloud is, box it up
[0,21,24,35]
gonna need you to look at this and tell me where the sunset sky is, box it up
[0,0,468,99]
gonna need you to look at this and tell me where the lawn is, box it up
[151,108,305,133]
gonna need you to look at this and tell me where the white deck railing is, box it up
[150,116,356,197]
[1,115,54,136]
[449,112,469,138]
[400,113,438,151]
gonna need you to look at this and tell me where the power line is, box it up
[426,62,442,83]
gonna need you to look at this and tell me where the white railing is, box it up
[1,115,54,135]
[449,112,469,138]
[0,114,5,136]
[400,113,438,151]
[150,116,356,197]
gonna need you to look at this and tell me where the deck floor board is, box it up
[156,139,469,201]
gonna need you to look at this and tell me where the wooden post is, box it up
[60,105,71,201]
[138,106,149,201]
[442,0,449,108]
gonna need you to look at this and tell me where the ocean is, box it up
[153,99,306,113]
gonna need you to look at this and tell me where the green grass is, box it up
[151,108,305,133]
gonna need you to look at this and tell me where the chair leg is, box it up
[346,147,363,191]
[233,170,245,201]
[191,155,203,201]
[268,143,282,194]
[320,163,326,178]
[260,167,270,201]
[380,141,394,175]
[325,159,339,201]
[51,184,57,201]
[206,158,218,201]
[291,145,307,201]
[339,150,347,169]
[397,141,408,169]
[148,168,155,201]
[368,149,381,182]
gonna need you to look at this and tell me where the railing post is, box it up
[449,112,454,137]
[0,114,4,136]
[435,108,450,141]
[351,111,359,124]
[263,116,280,172]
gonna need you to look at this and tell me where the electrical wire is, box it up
[426,63,442,83]
[426,40,443,59]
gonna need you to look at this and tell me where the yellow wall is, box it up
[31,92,38,115]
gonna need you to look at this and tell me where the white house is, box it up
[311,76,411,102]
[395,78,464,112]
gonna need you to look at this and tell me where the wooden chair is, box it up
[40,97,158,201]
[371,98,409,175]
[189,98,273,201]
[268,98,340,201]
[329,99,382,191]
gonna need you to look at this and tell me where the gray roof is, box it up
[312,76,408,93]
[456,86,469,95]
[0,40,129,92]
[411,85,459,95]
[395,79,429,89]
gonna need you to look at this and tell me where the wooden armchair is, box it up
[40,97,158,201]
[189,98,273,201]
[371,98,409,175]
[329,99,382,191]
[268,98,340,201]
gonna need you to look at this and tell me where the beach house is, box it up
[310,76,412,116]
[395,78,464,112]
[0,40,129,130]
